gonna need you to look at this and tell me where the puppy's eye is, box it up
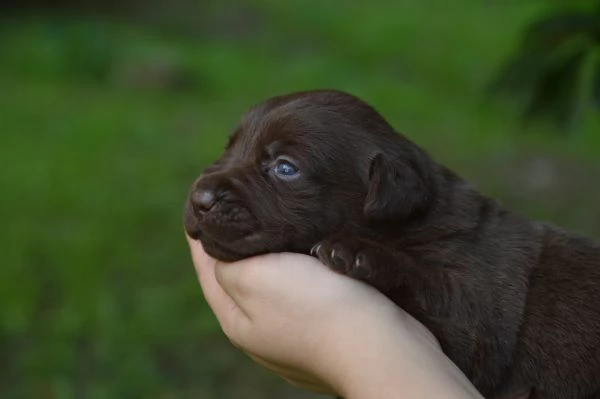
[274,160,299,178]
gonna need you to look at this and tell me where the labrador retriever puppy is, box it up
[184,90,600,399]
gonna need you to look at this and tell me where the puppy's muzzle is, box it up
[190,187,220,217]
[189,170,241,217]
[186,173,258,243]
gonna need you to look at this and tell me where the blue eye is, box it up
[274,160,299,177]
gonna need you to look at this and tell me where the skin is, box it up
[186,234,485,399]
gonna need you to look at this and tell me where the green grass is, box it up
[2,1,600,398]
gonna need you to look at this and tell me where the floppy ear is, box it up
[363,152,432,221]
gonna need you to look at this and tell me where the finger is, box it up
[280,377,336,395]
[212,252,301,321]
[214,251,336,321]
[246,353,336,395]
[212,252,275,303]
[214,251,318,303]
[185,234,247,330]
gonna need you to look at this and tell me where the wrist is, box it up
[319,305,482,399]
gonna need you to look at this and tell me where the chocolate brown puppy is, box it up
[184,90,600,399]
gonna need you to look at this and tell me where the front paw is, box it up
[311,236,376,281]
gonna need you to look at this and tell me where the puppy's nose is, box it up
[191,189,218,214]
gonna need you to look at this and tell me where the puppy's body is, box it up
[184,90,600,398]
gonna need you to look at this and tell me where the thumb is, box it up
[185,234,249,331]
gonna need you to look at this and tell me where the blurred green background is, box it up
[2,1,599,398]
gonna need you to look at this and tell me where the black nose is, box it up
[191,189,218,214]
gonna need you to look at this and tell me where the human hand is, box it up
[186,234,402,394]
[186,235,483,399]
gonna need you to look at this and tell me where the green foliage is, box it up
[491,2,600,132]
[2,2,600,398]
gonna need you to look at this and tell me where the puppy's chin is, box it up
[200,238,250,262]
[189,229,271,262]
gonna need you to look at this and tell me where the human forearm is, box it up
[322,307,484,399]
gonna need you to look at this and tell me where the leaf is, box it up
[593,60,600,108]
[521,10,599,50]
[524,46,588,130]
[489,5,600,133]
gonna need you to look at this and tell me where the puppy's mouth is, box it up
[184,201,268,261]
[188,227,268,262]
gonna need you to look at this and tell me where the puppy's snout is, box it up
[191,189,218,214]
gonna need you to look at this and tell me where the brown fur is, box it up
[184,90,600,398]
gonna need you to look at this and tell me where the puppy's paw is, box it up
[311,236,378,281]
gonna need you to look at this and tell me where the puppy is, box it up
[184,90,600,399]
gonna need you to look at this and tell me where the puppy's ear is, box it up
[363,153,432,221]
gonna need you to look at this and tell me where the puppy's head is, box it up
[184,90,435,261]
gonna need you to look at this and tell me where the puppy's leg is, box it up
[311,235,467,315]
[311,236,418,293]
